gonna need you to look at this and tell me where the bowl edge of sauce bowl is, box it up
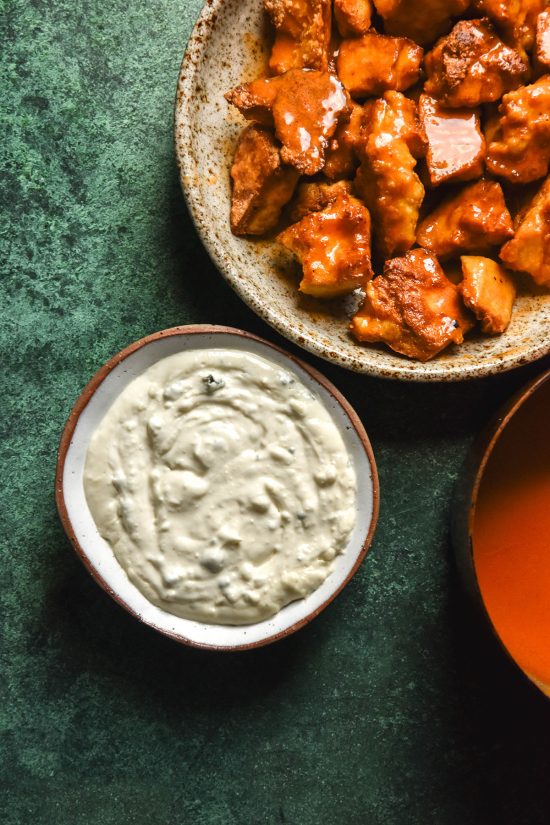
[452,366,550,697]
[55,324,380,651]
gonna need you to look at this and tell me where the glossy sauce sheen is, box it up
[541,25,550,59]
[420,95,484,185]
[278,73,348,162]
[84,349,357,625]
[473,380,550,694]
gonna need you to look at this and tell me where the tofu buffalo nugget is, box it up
[229,125,300,235]
[225,77,279,126]
[486,75,550,183]
[419,94,486,187]
[337,30,423,98]
[334,0,373,37]
[351,248,474,361]
[324,102,365,180]
[459,256,516,333]
[264,0,332,74]
[416,179,514,257]
[372,0,470,47]
[536,10,550,69]
[473,0,547,55]
[289,180,353,223]
[355,91,426,258]
[278,192,374,297]
[226,70,350,176]
[500,176,550,287]
[424,19,528,107]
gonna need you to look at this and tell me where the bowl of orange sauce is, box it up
[454,367,550,698]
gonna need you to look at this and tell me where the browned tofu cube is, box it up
[350,248,474,361]
[229,125,299,235]
[324,102,364,180]
[337,31,423,98]
[536,10,550,69]
[289,180,353,222]
[525,0,549,49]
[500,176,550,287]
[334,0,373,37]
[424,19,528,107]
[226,70,350,176]
[278,193,373,297]
[459,256,516,333]
[419,95,486,187]
[486,76,550,183]
[372,0,470,47]
[416,179,514,257]
[355,91,426,258]
[264,0,332,74]
[474,0,547,55]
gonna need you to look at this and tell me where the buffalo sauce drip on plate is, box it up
[473,379,550,694]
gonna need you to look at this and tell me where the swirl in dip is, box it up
[83,348,357,625]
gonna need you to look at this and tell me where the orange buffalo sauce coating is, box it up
[473,379,550,695]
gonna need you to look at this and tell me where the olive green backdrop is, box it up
[2,1,550,823]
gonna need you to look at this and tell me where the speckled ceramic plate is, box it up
[56,325,379,650]
[174,0,550,381]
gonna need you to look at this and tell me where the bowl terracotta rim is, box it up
[469,368,550,523]
[174,0,550,383]
[453,365,550,696]
[55,324,380,651]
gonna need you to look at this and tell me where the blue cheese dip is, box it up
[84,348,357,625]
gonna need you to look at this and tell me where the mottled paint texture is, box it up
[1,1,550,824]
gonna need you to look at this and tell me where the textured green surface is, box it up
[2,1,550,823]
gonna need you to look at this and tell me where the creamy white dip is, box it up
[84,348,356,625]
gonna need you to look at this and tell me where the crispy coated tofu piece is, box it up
[337,31,423,98]
[225,77,279,126]
[351,248,473,361]
[419,95,486,186]
[289,180,353,222]
[354,91,427,258]
[334,0,373,37]
[372,0,470,47]
[229,125,299,235]
[486,75,550,183]
[264,0,332,74]
[226,70,350,176]
[424,19,528,107]
[473,0,547,55]
[500,176,550,286]
[536,10,550,69]
[416,179,514,257]
[278,193,373,296]
[459,256,516,333]
[324,102,364,180]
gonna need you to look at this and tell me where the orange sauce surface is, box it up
[473,379,550,693]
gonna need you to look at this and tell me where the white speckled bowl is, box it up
[56,326,379,650]
[174,0,550,381]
